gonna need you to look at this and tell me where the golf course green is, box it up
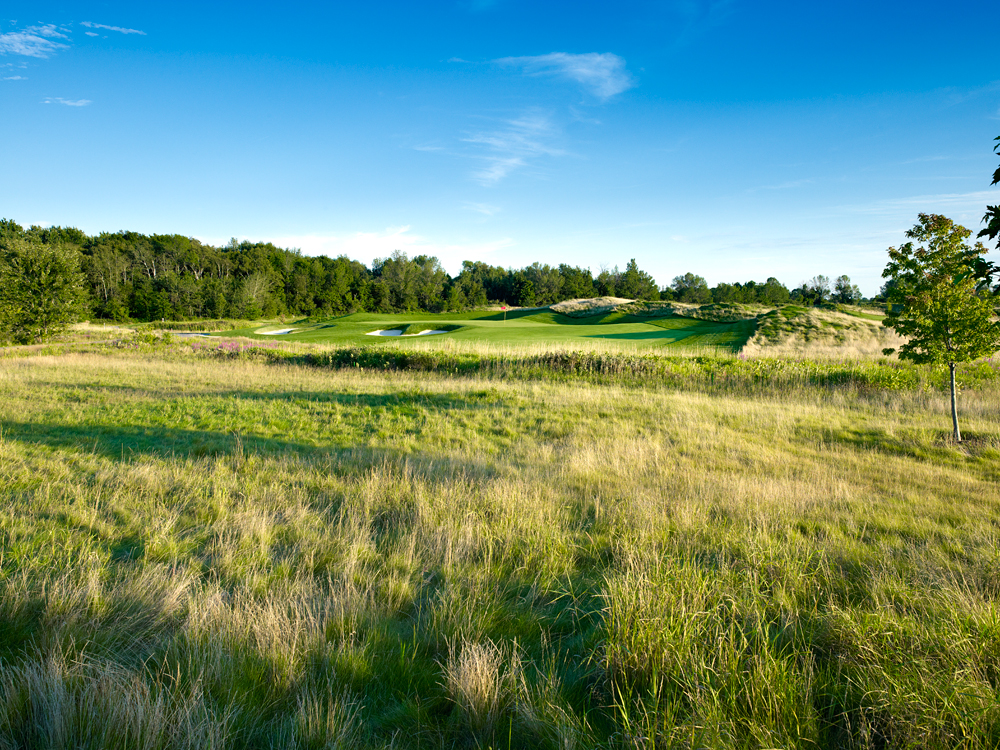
[226,308,757,351]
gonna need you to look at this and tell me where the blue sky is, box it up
[2,1,998,295]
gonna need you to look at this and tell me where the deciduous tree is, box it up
[0,234,88,344]
[882,214,1000,441]
[833,275,862,304]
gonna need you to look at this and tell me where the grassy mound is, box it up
[744,305,902,358]
[554,299,764,323]
[626,301,765,322]
[549,297,632,316]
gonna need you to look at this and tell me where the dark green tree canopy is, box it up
[979,135,1000,250]
[617,259,659,300]
[1,217,859,322]
[670,272,711,304]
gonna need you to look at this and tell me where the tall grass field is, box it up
[1,335,999,748]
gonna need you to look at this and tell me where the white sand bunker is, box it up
[258,328,297,335]
[366,329,449,337]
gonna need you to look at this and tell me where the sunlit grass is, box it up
[1,349,999,748]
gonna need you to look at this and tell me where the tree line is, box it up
[0,218,880,335]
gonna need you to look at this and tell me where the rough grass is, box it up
[1,348,999,748]
[138,319,260,332]
[549,298,633,316]
[744,305,904,359]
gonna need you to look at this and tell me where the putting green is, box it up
[227,309,757,351]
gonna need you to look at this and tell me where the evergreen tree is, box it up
[595,267,618,297]
[617,259,659,300]
[516,278,536,307]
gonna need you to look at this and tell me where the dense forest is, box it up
[0,219,869,323]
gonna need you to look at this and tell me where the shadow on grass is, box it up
[2,417,514,481]
[475,307,555,322]
[224,388,512,409]
[810,426,1000,479]
[823,427,954,463]
[29,384,512,411]
[1,420,316,461]
[1,387,513,480]
[585,330,701,342]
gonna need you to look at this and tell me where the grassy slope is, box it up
[224,309,756,352]
[1,348,999,748]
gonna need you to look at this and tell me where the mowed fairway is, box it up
[227,308,757,351]
[2,348,1000,748]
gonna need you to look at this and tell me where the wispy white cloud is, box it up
[900,155,950,165]
[44,96,91,106]
[84,31,99,37]
[80,21,146,36]
[3,75,25,80]
[752,178,814,191]
[836,190,998,218]
[495,52,636,99]
[463,110,566,185]
[568,105,602,125]
[463,202,502,216]
[0,24,69,58]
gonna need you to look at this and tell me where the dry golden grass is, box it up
[549,297,633,316]
[743,306,904,359]
[442,639,522,737]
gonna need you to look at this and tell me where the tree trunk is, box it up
[949,361,962,442]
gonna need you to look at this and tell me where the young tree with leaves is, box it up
[0,234,89,344]
[882,214,1000,441]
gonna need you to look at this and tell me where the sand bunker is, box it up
[366,329,449,337]
[258,328,297,335]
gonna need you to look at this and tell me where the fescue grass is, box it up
[745,306,901,359]
[1,346,999,748]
